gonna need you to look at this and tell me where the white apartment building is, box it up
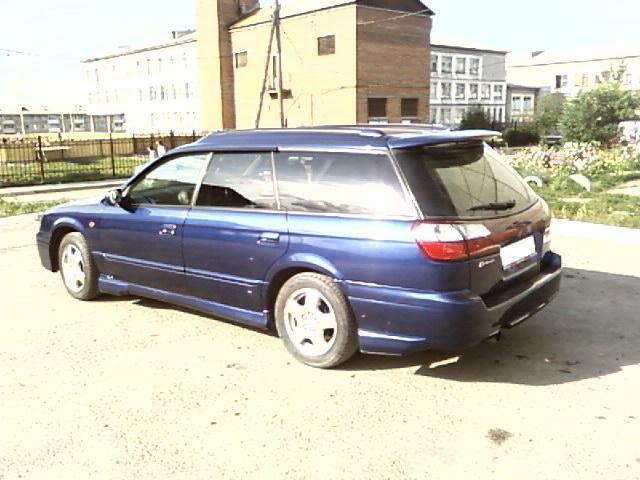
[507,44,640,97]
[430,38,508,127]
[83,31,200,134]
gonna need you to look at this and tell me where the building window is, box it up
[481,84,491,100]
[498,108,503,122]
[138,89,143,102]
[157,58,162,73]
[172,84,177,100]
[441,56,453,74]
[367,98,387,123]
[160,86,166,101]
[556,74,568,88]
[147,59,152,75]
[440,108,452,125]
[453,108,465,125]
[470,58,480,76]
[431,54,438,74]
[149,86,156,101]
[523,96,533,112]
[455,83,466,100]
[469,83,479,100]
[441,82,452,100]
[430,82,438,99]
[493,84,504,101]
[512,96,522,112]
[624,73,633,85]
[580,74,590,88]
[401,98,419,119]
[235,51,248,68]
[94,68,100,82]
[185,83,191,99]
[455,57,466,75]
[430,107,439,123]
[317,35,336,56]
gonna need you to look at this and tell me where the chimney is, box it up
[197,0,260,131]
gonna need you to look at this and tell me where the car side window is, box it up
[195,152,277,209]
[273,152,413,216]
[127,154,209,206]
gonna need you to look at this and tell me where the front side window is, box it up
[127,154,210,206]
[196,153,276,209]
[274,152,412,217]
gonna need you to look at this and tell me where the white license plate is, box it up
[500,236,536,270]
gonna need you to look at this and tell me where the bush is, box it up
[560,82,640,144]
[460,108,492,130]
[534,93,566,136]
[503,124,540,147]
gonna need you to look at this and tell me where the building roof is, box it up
[172,126,499,153]
[431,35,508,54]
[84,31,197,63]
[508,43,640,67]
[231,0,433,29]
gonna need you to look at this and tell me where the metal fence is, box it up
[0,132,202,187]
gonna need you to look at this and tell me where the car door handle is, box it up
[159,224,177,236]
[258,232,280,245]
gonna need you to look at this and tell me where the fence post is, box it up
[109,133,116,177]
[169,130,175,149]
[37,136,45,183]
[192,130,196,142]
[132,134,136,155]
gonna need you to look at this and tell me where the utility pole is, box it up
[255,13,277,128]
[255,0,286,128]
[274,0,286,128]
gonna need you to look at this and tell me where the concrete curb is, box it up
[0,179,126,197]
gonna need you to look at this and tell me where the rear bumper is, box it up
[349,252,562,355]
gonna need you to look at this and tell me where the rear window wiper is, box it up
[468,200,516,212]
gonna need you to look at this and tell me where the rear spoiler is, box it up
[387,130,502,149]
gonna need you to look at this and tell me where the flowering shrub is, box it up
[503,142,640,179]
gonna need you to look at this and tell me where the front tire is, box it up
[275,273,358,369]
[58,232,100,301]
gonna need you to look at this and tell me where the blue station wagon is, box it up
[37,126,562,368]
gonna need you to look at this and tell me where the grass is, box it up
[0,156,145,187]
[0,197,66,218]
[532,169,640,229]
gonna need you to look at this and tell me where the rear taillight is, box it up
[412,222,499,262]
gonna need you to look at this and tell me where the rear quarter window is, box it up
[274,151,414,217]
[395,142,535,218]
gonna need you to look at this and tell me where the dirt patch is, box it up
[487,428,513,446]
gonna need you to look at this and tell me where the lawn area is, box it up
[0,197,66,218]
[535,187,640,229]
[0,156,145,187]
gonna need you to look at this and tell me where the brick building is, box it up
[201,0,434,129]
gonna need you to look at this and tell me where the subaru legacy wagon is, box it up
[37,126,561,368]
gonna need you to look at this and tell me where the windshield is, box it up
[394,142,535,218]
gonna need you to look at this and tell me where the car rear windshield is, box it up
[394,142,535,218]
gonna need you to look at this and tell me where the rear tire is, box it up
[58,232,100,301]
[275,273,358,369]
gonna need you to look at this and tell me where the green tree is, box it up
[534,92,566,135]
[460,108,491,130]
[560,82,640,143]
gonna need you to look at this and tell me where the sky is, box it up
[1,0,639,108]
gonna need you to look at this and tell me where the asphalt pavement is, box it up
[0,214,639,479]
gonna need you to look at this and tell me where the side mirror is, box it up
[104,188,123,206]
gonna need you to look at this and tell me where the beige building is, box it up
[198,0,433,130]
[507,44,640,97]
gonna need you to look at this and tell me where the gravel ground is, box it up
[1,215,639,480]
